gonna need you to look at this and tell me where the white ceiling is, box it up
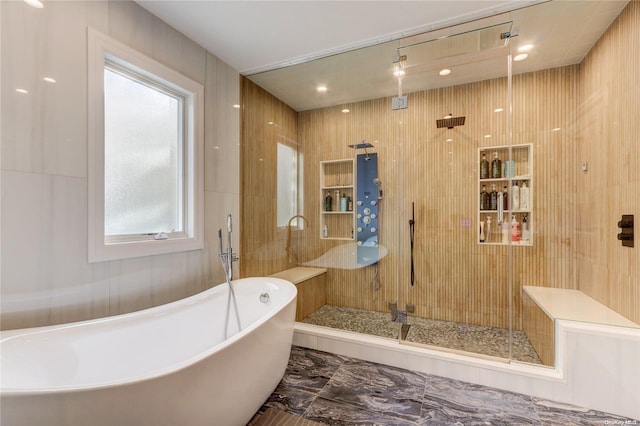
[137,0,629,111]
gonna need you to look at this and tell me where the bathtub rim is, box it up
[0,277,297,396]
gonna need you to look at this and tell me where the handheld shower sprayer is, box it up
[373,178,383,199]
[218,214,238,284]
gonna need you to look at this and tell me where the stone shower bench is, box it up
[270,267,327,321]
[522,286,638,366]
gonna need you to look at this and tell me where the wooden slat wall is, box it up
[577,1,639,325]
[522,291,554,366]
[239,77,299,278]
[297,67,580,330]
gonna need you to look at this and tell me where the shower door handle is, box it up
[409,202,415,287]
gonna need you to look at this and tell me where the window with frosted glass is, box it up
[277,142,302,227]
[103,66,184,236]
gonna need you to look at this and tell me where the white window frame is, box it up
[87,28,204,262]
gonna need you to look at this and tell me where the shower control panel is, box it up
[356,153,380,265]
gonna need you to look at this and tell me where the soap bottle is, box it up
[325,191,333,211]
[511,215,521,242]
[520,181,529,210]
[347,195,353,211]
[491,152,502,178]
[502,185,509,211]
[511,181,520,211]
[480,185,489,210]
[480,153,489,179]
[501,220,509,244]
[322,224,328,238]
[490,184,498,210]
[340,193,347,211]
[522,214,530,242]
[480,221,485,243]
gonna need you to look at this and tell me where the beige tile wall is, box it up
[577,1,639,324]
[1,1,240,330]
[239,78,299,277]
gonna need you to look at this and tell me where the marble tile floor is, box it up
[251,346,637,425]
[301,305,542,365]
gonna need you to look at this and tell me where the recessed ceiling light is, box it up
[552,127,561,132]
[16,88,29,94]
[267,121,274,125]
[446,138,453,142]
[393,68,405,77]
[24,0,44,8]
[444,114,453,119]
[213,146,220,150]
[494,108,504,113]
[484,134,492,138]
[439,68,451,76]
[43,77,56,83]
[232,104,240,109]
[513,53,529,62]
[518,44,534,52]
[341,108,350,113]
[317,85,327,92]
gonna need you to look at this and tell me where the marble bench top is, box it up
[269,267,327,285]
[523,286,638,328]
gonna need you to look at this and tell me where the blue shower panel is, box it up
[356,153,379,265]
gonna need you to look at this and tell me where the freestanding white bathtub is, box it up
[0,277,297,426]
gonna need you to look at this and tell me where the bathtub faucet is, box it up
[218,214,239,283]
[286,214,309,265]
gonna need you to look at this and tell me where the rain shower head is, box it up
[436,115,466,129]
[348,142,374,149]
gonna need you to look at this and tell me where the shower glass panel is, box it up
[392,23,541,364]
[240,0,638,376]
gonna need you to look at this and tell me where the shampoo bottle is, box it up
[522,214,530,242]
[480,153,489,179]
[491,152,502,178]
[490,184,498,210]
[480,185,489,210]
[520,182,529,210]
[511,181,520,211]
[334,190,340,211]
[322,224,328,238]
[501,220,509,244]
[502,185,509,211]
[511,215,521,242]
[325,191,333,211]
[340,193,347,211]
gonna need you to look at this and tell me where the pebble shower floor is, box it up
[302,305,542,364]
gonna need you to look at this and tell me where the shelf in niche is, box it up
[478,144,533,246]
[480,175,531,182]
[322,185,354,190]
[480,209,532,213]
[321,211,353,215]
[320,158,356,240]
[480,242,533,246]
